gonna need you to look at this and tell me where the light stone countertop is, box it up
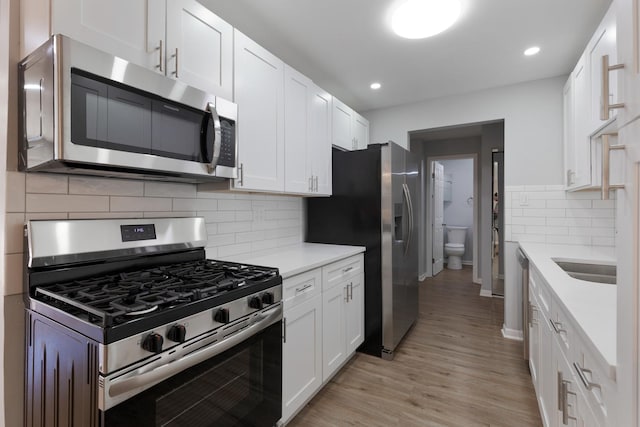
[219,243,366,279]
[519,243,616,378]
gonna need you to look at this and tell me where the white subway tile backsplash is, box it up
[111,197,171,212]
[218,199,252,211]
[236,230,265,244]
[27,194,109,212]
[172,198,217,212]
[143,211,196,218]
[505,187,615,247]
[235,211,253,222]
[5,213,25,254]
[25,212,68,220]
[546,235,591,245]
[511,217,546,226]
[217,243,253,257]
[206,233,236,247]
[68,212,140,219]
[200,211,235,223]
[6,172,26,212]
[26,174,68,194]
[144,182,196,198]
[69,177,144,196]
[219,221,252,233]
[4,253,24,296]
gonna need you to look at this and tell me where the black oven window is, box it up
[103,321,282,427]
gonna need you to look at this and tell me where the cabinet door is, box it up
[284,65,312,194]
[352,112,370,150]
[539,310,555,427]
[345,273,364,353]
[571,53,593,189]
[322,284,346,382]
[332,97,354,151]
[282,295,322,424]
[233,30,285,192]
[166,0,233,99]
[589,5,618,129]
[616,0,640,125]
[529,295,541,393]
[308,84,332,195]
[563,76,576,188]
[51,0,164,72]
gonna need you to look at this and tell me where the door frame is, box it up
[424,154,479,284]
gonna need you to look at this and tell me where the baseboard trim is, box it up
[479,289,492,298]
[462,260,473,266]
[501,326,524,341]
[419,273,429,281]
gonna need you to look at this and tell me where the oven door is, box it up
[101,311,282,427]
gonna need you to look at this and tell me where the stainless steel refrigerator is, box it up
[306,142,419,359]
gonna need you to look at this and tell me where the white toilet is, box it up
[445,226,468,270]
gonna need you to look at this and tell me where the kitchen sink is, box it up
[553,260,617,284]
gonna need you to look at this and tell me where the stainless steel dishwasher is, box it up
[517,248,530,361]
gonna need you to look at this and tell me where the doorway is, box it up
[430,157,476,277]
[492,151,505,296]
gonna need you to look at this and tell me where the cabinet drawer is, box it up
[573,340,616,426]
[283,268,322,305]
[550,302,574,360]
[530,267,552,317]
[322,254,363,291]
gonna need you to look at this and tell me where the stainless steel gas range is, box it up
[24,217,283,427]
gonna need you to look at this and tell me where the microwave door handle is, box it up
[204,102,222,174]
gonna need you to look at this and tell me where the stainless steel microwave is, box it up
[19,35,237,183]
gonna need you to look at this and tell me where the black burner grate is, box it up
[34,260,279,328]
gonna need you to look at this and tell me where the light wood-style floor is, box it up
[287,266,541,426]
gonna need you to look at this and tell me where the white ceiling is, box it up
[199,0,612,112]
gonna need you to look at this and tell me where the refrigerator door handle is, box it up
[402,183,413,255]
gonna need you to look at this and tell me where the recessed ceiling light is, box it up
[524,46,540,56]
[391,0,461,39]
[370,82,382,90]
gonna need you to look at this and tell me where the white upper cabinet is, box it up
[165,0,233,99]
[233,29,285,193]
[308,85,333,195]
[284,66,332,196]
[48,0,161,71]
[284,65,313,194]
[588,5,619,129]
[35,0,233,99]
[352,112,370,150]
[332,97,369,151]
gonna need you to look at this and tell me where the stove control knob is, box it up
[261,292,275,305]
[168,324,187,343]
[142,333,164,354]
[249,296,263,309]
[214,308,230,324]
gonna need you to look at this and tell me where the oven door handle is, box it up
[106,305,282,404]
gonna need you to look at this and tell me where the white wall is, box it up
[364,76,566,186]
[440,159,474,263]
[364,76,565,336]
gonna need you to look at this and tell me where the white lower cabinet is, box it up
[281,253,364,424]
[528,263,615,427]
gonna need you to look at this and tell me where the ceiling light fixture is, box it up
[391,0,461,39]
[524,46,540,56]
[370,82,382,90]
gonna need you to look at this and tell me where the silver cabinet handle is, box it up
[573,362,601,391]
[348,283,353,301]
[600,55,625,120]
[237,163,244,186]
[344,286,349,302]
[549,318,566,334]
[295,283,313,294]
[156,40,163,72]
[566,169,575,186]
[557,372,564,411]
[342,266,354,274]
[283,317,287,343]
[172,47,179,77]
[601,133,626,200]
[309,176,313,192]
[314,175,318,192]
